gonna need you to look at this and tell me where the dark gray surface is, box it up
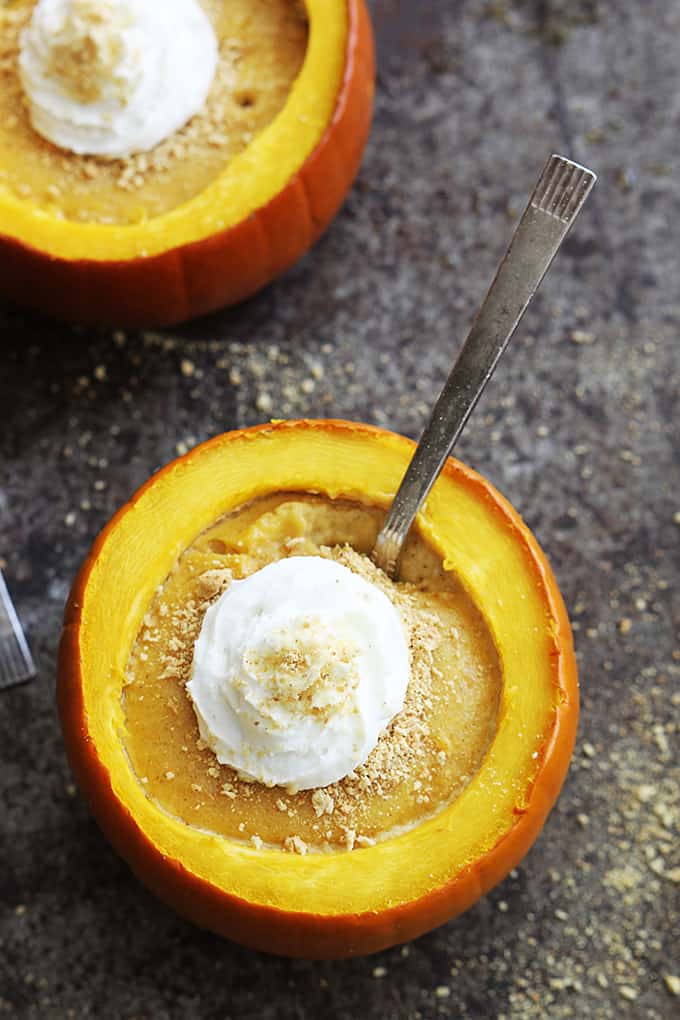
[1,1,678,1017]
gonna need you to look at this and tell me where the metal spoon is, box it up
[372,153,596,578]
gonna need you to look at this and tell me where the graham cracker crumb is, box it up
[342,827,357,851]
[196,568,233,599]
[284,835,308,855]
[311,789,335,817]
[42,0,122,105]
[665,975,680,997]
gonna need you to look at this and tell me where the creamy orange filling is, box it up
[0,0,307,224]
[122,494,502,853]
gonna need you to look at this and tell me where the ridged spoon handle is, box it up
[372,154,596,578]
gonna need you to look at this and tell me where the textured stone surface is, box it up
[1,1,678,1017]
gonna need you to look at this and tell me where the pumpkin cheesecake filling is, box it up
[123,494,503,854]
[0,0,308,223]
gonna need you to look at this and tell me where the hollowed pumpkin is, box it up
[58,420,578,958]
[0,1,374,327]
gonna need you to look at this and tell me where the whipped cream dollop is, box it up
[187,557,411,791]
[19,0,218,158]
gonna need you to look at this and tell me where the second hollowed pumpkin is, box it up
[0,0,374,326]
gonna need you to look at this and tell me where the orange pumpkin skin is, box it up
[0,1,374,328]
[57,420,578,959]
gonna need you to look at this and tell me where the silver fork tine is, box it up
[0,569,36,689]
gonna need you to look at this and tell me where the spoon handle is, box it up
[373,154,596,578]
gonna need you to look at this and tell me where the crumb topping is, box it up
[44,0,125,105]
